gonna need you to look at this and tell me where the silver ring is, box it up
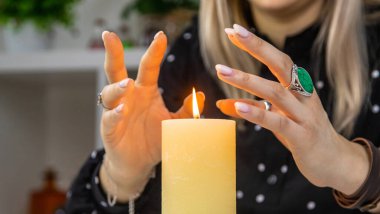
[285,64,314,97]
[97,92,111,110]
[263,100,272,111]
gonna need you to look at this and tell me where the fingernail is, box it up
[102,31,109,41]
[235,102,251,113]
[233,24,250,38]
[215,64,233,76]
[154,31,163,40]
[196,91,205,100]
[115,104,124,113]
[224,28,235,36]
[119,79,129,88]
[216,100,222,108]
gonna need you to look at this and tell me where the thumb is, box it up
[171,92,205,119]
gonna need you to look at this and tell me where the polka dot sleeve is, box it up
[63,150,160,214]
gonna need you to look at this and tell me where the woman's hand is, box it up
[216,24,370,196]
[99,31,204,201]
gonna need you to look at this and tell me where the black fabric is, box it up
[64,17,380,213]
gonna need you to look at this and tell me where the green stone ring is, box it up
[285,64,314,96]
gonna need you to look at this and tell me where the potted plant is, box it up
[121,0,199,45]
[0,0,80,52]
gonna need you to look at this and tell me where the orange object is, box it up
[29,169,66,214]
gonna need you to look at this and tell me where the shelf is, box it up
[0,47,147,148]
[0,48,146,73]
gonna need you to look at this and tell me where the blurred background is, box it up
[0,0,198,213]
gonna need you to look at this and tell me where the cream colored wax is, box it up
[162,119,236,214]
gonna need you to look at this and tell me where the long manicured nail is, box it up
[215,64,233,76]
[224,28,235,36]
[154,31,164,40]
[102,31,109,41]
[119,79,129,88]
[115,104,124,113]
[216,100,222,108]
[235,102,251,113]
[233,24,250,38]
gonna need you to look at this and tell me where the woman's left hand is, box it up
[216,24,370,195]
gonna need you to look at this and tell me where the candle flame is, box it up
[192,87,200,119]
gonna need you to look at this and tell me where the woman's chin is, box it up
[247,0,306,12]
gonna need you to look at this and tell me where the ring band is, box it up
[286,64,314,96]
[263,100,272,111]
[97,92,111,110]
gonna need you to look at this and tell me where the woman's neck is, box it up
[251,1,324,49]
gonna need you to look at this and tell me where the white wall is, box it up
[44,73,97,189]
[0,79,46,214]
[0,28,4,50]
[0,73,97,214]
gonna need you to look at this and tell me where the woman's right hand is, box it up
[99,31,205,200]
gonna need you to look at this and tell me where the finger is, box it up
[224,24,293,87]
[216,99,264,118]
[101,78,135,110]
[171,92,205,119]
[136,31,168,87]
[218,99,291,150]
[216,64,305,122]
[101,103,126,144]
[234,101,300,143]
[103,31,128,83]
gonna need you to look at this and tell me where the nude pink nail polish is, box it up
[215,64,233,76]
[102,31,109,41]
[119,79,129,88]
[224,28,235,35]
[233,24,250,38]
[154,31,164,40]
[235,102,251,113]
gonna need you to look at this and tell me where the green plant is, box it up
[122,0,199,18]
[0,0,80,31]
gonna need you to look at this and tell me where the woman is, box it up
[65,0,380,213]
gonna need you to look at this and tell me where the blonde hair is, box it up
[199,0,376,137]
